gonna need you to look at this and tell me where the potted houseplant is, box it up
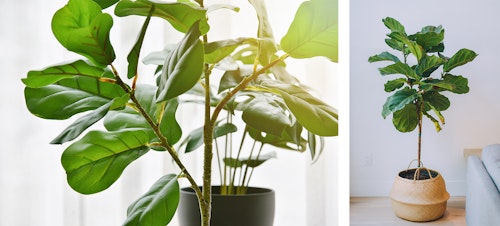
[368,17,476,222]
[22,0,338,225]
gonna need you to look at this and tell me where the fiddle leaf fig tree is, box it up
[22,0,338,225]
[369,17,476,168]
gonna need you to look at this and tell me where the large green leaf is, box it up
[388,32,423,61]
[52,0,115,67]
[124,174,179,226]
[158,98,182,145]
[51,95,129,144]
[62,129,149,194]
[415,55,444,76]
[432,74,469,94]
[182,123,238,153]
[384,78,406,92]
[248,124,307,152]
[382,87,418,118]
[263,81,338,136]
[413,26,444,51]
[242,95,293,137]
[281,0,338,62]
[443,48,477,72]
[423,91,450,111]
[248,0,277,65]
[22,60,109,88]
[382,17,406,34]
[126,7,153,79]
[25,75,126,119]
[378,62,419,80]
[368,52,400,63]
[392,103,418,132]
[204,38,255,64]
[115,0,209,34]
[156,22,204,102]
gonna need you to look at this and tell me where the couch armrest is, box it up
[466,156,500,226]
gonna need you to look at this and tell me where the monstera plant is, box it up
[369,17,477,169]
[22,0,338,225]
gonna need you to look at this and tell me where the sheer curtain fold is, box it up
[1,1,338,225]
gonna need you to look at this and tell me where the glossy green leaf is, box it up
[248,0,278,64]
[62,129,149,194]
[248,124,307,152]
[382,17,406,34]
[384,78,406,92]
[415,55,444,76]
[265,82,338,136]
[52,0,115,67]
[182,123,237,153]
[392,103,418,132]
[389,32,423,61]
[378,62,418,80]
[281,0,338,62]
[413,26,444,51]
[92,0,119,9]
[126,7,153,78]
[368,52,400,63]
[423,91,450,111]
[115,0,209,34]
[433,74,469,94]
[443,48,477,72]
[24,75,126,120]
[205,38,255,64]
[22,60,109,88]
[158,98,182,145]
[385,38,409,54]
[124,174,179,226]
[51,95,129,144]
[242,95,292,137]
[382,87,418,118]
[156,22,204,102]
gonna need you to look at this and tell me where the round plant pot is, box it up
[389,168,450,222]
[178,186,275,226]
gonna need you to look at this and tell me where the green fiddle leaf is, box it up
[443,48,477,72]
[368,52,400,63]
[388,32,423,61]
[126,7,153,79]
[433,74,469,94]
[51,95,129,144]
[22,60,109,88]
[182,123,237,153]
[158,98,182,145]
[248,0,277,65]
[382,17,406,34]
[124,174,179,226]
[392,103,418,132]
[423,91,450,111]
[281,0,338,62]
[142,45,176,65]
[92,0,119,9]
[413,26,444,51]
[382,87,418,118]
[156,22,204,102]
[378,62,419,80]
[62,129,150,194]
[416,55,444,76]
[268,83,338,137]
[248,124,307,152]
[241,95,293,137]
[52,0,115,67]
[115,0,209,34]
[24,75,126,120]
[385,38,410,54]
[205,38,255,64]
[384,78,406,92]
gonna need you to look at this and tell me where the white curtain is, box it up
[0,0,338,225]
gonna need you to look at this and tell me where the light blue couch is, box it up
[466,144,500,226]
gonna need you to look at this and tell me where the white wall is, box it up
[350,0,500,196]
[1,0,338,225]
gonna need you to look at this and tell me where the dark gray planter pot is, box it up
[178,186,275,226]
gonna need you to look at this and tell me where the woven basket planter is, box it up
[390,167,450,222]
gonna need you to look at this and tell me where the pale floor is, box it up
[350,197,466,226]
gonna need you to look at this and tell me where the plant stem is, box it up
[110,64,204,219]
[417,101,423,169]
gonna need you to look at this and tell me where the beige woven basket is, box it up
[389,163,450,222]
